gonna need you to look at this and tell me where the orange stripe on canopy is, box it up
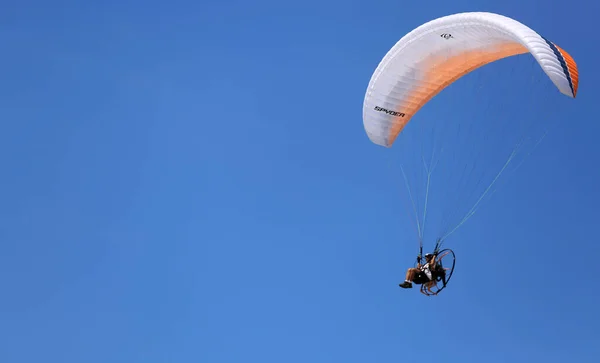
[388,43,529,145]
[554,44,579,97]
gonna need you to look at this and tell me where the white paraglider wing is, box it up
[363,12,579,148]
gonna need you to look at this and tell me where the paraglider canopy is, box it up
[363,11,578,148]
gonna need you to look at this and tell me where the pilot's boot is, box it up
[399,281,413,288]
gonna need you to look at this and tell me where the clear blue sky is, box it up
[1,0,599,362]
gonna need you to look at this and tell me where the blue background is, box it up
[1,0,598,362]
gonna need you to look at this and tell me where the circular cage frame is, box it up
[416,248,456,296]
